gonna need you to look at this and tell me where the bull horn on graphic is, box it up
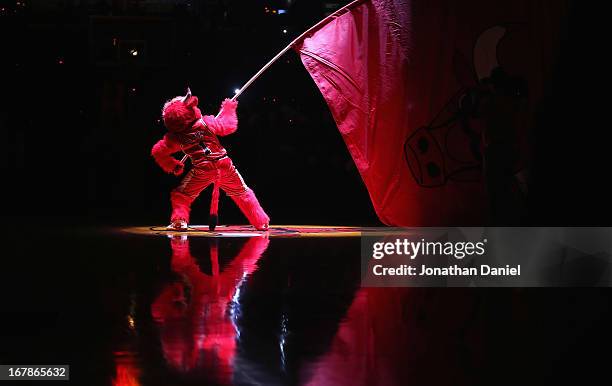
[473,26,507,82]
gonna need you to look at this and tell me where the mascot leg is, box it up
[230,188,270,231]
[169,167,215,230]
[218,158,269,230]
[170,190,194,229]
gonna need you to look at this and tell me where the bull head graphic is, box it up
[404,25,526,188]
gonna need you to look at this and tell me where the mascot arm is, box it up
[151,134,182,173]
[202,98,238,136]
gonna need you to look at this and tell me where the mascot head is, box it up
[162,88,202,132]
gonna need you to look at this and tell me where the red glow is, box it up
[112,353,141,386]
[301,288,485,385]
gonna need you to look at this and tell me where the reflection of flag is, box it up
[295,0,567,226]
[301,288,483,386]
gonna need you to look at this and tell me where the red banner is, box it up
[296,0,566,226]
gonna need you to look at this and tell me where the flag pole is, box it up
[179,0,366,165]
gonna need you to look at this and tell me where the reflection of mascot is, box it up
[151,235,269,382]
[151,89,270,231]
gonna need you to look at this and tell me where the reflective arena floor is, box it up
[1,225,611,385]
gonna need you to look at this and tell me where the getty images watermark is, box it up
[360,228,612,287]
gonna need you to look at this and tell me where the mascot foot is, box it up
[230,189,270,232]
[256,223,269,231]
[167,219,188,231]
[209,215,218,231]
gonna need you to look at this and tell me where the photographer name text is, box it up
[372,264,521,277]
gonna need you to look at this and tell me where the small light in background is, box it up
[130,49,138,56]
[234,88,240,94]
[282,29,287,34]
[127,315,135,330]
[278,9,287,14]
[58,58,64,65]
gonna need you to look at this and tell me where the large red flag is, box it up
[295,0,567,226]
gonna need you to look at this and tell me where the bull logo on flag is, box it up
[404,25,527,188]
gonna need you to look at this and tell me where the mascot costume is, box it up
[151,89,269,231]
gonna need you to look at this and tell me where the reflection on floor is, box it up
[150,236,268,384]
[0,227,610,385]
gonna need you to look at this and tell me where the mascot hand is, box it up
[221,98,238,110]
[172,163,185,176]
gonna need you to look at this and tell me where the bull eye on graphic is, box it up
[426,162,441,178]
[417,137,429,154]
[404,127,446,187]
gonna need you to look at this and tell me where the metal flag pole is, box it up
[179,0,366,165]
